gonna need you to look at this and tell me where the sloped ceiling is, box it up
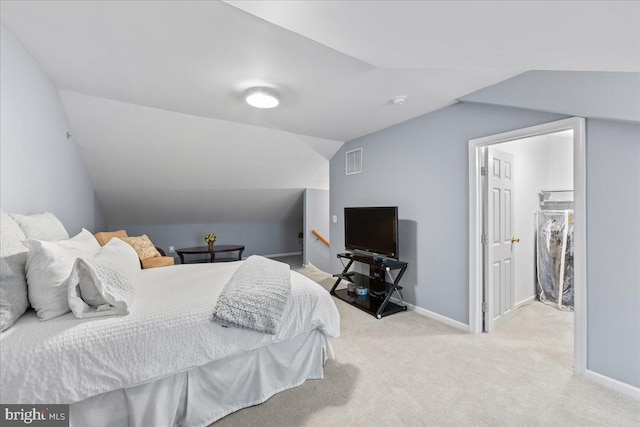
[1,1,638,225]
[228,1,640,71]
[59,91,337,224]
[460,71,640,123]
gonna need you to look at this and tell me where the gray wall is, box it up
[586,119,640,388]
[0,24,104,233]
[303,189,330,272]
[329,102,567,324]
[330,100,640,389]
[109,220,302,263]
[460,71,640,123]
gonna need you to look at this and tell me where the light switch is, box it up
[169,246,175,253]
[332,215,338,223]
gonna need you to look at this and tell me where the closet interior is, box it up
[536,189,574,310]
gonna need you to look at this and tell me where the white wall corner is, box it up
[515,295,536,308]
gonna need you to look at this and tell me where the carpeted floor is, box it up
[214,261,640,426]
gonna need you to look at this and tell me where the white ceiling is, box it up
[1,1,638,225]
[228,1,640,71]
[0,0,527,142]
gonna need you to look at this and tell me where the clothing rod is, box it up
[540,189,574,193]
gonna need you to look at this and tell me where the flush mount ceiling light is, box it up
[245,87,279,109]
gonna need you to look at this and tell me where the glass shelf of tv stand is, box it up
[336,252,407,270]
[332,288,407,319]
[332,252,408,319]
[333,271,394,289]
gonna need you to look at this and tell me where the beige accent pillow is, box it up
[141,256,174,269]
[94,229,128,246]
[120,235,161,261]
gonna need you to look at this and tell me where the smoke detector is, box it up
[392,95,407,105]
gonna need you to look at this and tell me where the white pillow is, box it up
[68,238,139,318]
[23,229,100,320]
[0,211,30,331]
[10,212,69,241]
[78,238,140,306]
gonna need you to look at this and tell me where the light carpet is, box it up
[214,263,640,426]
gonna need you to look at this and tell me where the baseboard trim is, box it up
[391,297,469,332]
[516,295,536,308]
[585,369,640,400]
[262,251,302,259]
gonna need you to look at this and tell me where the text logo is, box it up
[0,405,68,427]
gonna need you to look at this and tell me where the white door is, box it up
[484,148,516,331]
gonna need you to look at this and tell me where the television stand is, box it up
[330,252,408,319]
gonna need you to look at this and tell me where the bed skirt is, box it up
[70,330,330,427]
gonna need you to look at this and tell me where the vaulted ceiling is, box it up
[1,1,638,225]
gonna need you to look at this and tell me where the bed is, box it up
[1,260,340,426]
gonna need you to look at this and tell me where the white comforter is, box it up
[0,262,340,404]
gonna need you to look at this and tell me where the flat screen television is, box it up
[344,206,398,259]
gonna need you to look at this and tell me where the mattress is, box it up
[0,261,340,405]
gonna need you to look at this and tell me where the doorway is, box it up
[483,131,574,329]
[468,117,586,377]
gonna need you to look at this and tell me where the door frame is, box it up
[468,117,586,376]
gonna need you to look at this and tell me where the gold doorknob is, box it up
[511,237,520,243]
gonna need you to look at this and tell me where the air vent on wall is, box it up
[346,148,363,175]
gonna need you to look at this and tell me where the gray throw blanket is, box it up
[212,255,291,335]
